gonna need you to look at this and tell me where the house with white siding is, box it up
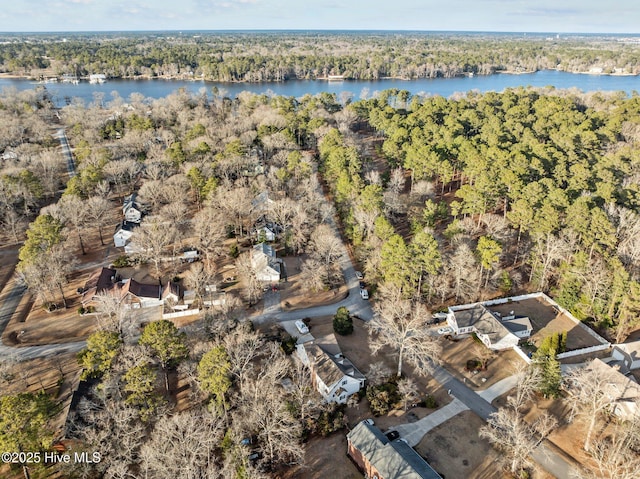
[447,302,533,350]
[296,333,365,404]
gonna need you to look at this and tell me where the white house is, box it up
[113,222,137,248]
[296,334,366,404]
[123,193,143,224]
[252,243,281,282]
[89,73,107,84]
[611,340,640,371]
[447,303,533,350]
[256,226,276,242]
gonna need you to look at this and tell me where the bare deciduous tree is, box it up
[235,251,263,306]
[575,417,640,479]
[93,290,134,337]
[139,411,224,479]
[193,206,226,269]
[480,407,557,476]
[366,361,393,387]
[397,377,420,411]
[299,257,329,292]
[86,195,114,246]
[311,223,342,265]
[367,284,441,377]
[130,216,178,279]
[564,361,623,452]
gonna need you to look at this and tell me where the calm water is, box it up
[1,70,639,106]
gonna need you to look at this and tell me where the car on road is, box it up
[359,281,366,289]
[360,289,369,300]
[355,271,364,280]
[295,320,309,334]
[437,326,453,335]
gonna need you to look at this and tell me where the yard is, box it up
[490,296,604,351]
[439,335,525,390]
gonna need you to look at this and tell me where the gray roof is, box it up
[501,316,533,334]
[253,242,276,258]
[454,305,512,345]
[347,422,442,479]
[303,339,365,387]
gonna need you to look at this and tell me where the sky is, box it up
[0,0,638,34]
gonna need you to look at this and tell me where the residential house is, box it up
[252,242,281,282]
[89,74,107,84]
[251,191,275,223]
[296,333,365,404]
[347,421,442,479]
[447,303,533,350]
[113,221,137,248]
[123,193,143,224]
[256,225,276,242]
[119,278,163,309]
[611,340,640,371]
[161,281,181,305]
[80,267,118,306]
[80,267,184,310]
[584,359,640,420]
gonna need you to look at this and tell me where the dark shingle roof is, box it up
[347,422,442,479]
[454,305,511,345]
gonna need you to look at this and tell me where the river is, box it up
[0,70,638,106]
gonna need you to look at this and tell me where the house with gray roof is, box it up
[611,340,640,372]
[123,193,143,224]
[296,333,365,404]
[447,303,533,350]
[583,359,640,420]
[347,421,442,479]
[252,242,281,282]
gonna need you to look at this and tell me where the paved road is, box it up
[428,364,576,478]
[0,256,121,362]
[253,200,374,325]
[55,128,76,177]
[0,277,86,361]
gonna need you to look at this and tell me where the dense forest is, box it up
[2,31,640,81]
[332,87,640,342]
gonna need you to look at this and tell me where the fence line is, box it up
[162,309,200,319]
[557,343,611,359]
[512,346,532,364]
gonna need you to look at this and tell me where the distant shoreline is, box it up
[1,70,636,84]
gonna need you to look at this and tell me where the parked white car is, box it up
[295,320,309,334]
[437,326,453,335]
[360,289,369,300]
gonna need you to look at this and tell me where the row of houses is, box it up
[80,267,180,309]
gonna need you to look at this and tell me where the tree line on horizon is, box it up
[2,32,640,81]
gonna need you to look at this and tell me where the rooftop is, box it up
[347,421,442,479]
[453,304,512,345]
